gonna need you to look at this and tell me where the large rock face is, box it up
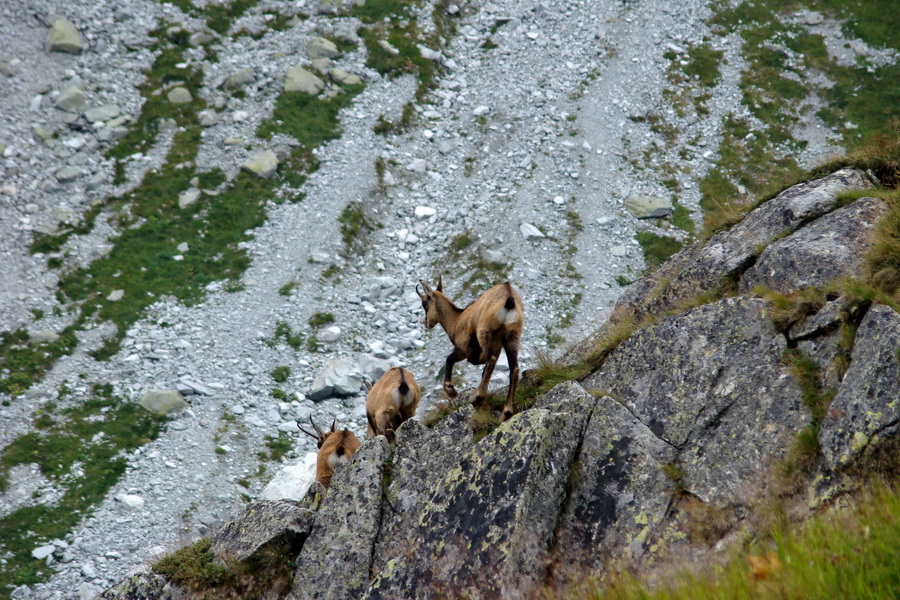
[365,396,594,600]
[290,438,391,600]
[819,305,900,470]
[740,196,887,293]
[210,500,314,563]
[585,297,808,504]
[615,169,872,321]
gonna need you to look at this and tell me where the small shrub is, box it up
[271,366,290,383]
[308,312,335,328]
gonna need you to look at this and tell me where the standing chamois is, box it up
[416,276,524,422]
[297,416,362,488]
[364,366,421,443]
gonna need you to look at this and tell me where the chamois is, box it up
[416,276,524,422]
[364,366,421,443]
[296,416,362,488]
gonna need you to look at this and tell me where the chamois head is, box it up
[297,415,335,449]
[416,275,444,329]
[296,416,361,488]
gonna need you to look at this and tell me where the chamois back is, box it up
[365,366,420,443]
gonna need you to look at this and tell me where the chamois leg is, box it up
[443,348,465,399]
[500,340,520,422]
[474,354,498,406]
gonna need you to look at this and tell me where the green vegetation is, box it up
[0,385,165,590]
[270,366,290,383]
[451,231,475,252]
[0,329,77,396]
[670,201,696,234]
[635,231,684,269]
[545,482,900,600]
[781,349,836,472]
[270,321,304,351]
[279,281,298,296]
[153,538,295,599]
[307,312,335,328]
[201,0,261,34]
[262,433,293,462]
[682,43,724,87]
[338,202,376,252]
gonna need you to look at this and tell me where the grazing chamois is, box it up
[416,276,524,422]
[364,366,421,443]
[297,416,362,488]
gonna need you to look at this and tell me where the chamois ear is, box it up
[330,416,337,433]
[363,380,374,392]
[437,274,444,293]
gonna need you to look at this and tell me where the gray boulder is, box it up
[308,357,363,400]
[139,390,188,416]
[210,500,314,563]
[365,402,591,600]
[46,18,84,54]
[820,305,900,470]
[56,85,86,112]
[625,195,673,219]
[224,68,254,89]
[307,36,340,60]
[84,104,121,123]
[292,438,391,600]
[30,330,60,343]
[167,87,192,104]
[584,297,809,504]
[740,196,887,293]
[241,150,279,179]
[284,66,325,94]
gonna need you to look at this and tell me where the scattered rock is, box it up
[520,222,545,240]
[56,166,83,183]
[414,206,436,218]
[307,37,340,59]
[30,330,60,343]
[167,87,192,104]
[308,357,363,400]
[624,195,673,219]
[224,68,254,89]
[32,545,56,560]
[178,188,201,209]
[139,390,188,416]
[241,150,279,179]
[84,104,121,122]
[116,494,145,510]
[46,18,84,54]
[284,66,325,94]
[261,452,318,501]
[106,289,124,301]
[56,85,86,112]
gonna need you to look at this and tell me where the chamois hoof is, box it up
[500,410,514,423]
[445,386,458,399]
[472,394,486,408]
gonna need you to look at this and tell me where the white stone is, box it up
[167,87,193,104]
[406,158,428,173]
[178,188,201,209]
[520,222,545,240]
[32,545,56,560]
[610,245,627,257]
[116,494,145,509]
[414,206,437,218]
[261,452,318,500]
[321,326,342,342]
[107,289,124,301]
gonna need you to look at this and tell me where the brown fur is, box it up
[297,417,362,488]
[416,276,524,422]
[364,366,421,443]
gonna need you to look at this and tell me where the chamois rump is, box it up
[416,276,524,422]
[364,366,421,443]
[297,416,361,488]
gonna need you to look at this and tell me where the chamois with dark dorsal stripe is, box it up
[416,276,524,422]
[363,366,421,443]
[297,416,362,488]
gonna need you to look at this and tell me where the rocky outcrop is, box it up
[101,168,900,600]
[819,305,900,470]
[740,196,887,293]
[210,500,314,563]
